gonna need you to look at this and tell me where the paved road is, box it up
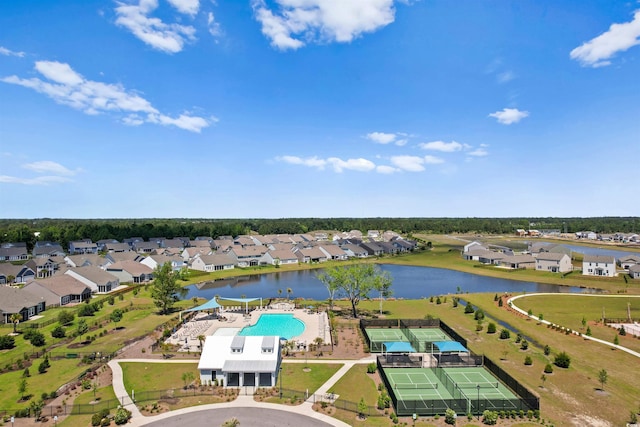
[143,407,335,427]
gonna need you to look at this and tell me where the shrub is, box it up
[51,326,66,339]
[38,361,48,374]
[544,363,554,374]
[474,308,485,321]
[78,304,96,317]
[57,310,75,326]
[498,298,503,307]
[499,329,511,340]
[544,345,550,356]
[515,333,522,343]
[554,351,571,368]
[108,296,115,305]
[436,296,442,304]
[464,304,475,314]
[445,408,456,424]
[482,410,499,425]
[487,322,496,334]
[114,407,131,425]
[367,363,376,374]
[452,298,458,308]
[28,330,46,347]
[520,340,529,351]
[0,335,15,350]
[22,368,30,377]
[524,355,532,365]
[91,409,110,426]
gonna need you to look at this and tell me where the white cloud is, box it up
[167,0,200,16]
[467,144,489,157]
[327,157,376,173]
[0,175,72,185]
[252,0,397,50]
[115,0,196,53]
[423,155,445,164]
[570,10,640,68]
[488,108,529,125]
[390,155,425,172]
[0,46,25,57]
[23,161,77,176]
[376,165,397,174]
[207,12,222,39]
[277,155,327,169]
[366,131,408,146]
[2,60,211,132]
[418,140,469,152]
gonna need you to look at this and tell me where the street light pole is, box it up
[477,385,481,420]
[279,367,283,399]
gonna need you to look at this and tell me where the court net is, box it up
[455,382,499,389]
[394,383,438,390]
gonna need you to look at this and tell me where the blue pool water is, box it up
[238,314,305,340]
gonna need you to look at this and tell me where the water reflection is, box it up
[185,264,601,301]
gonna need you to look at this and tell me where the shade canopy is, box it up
[184,298,222,312]
[433,341,468,353]
[382,341,416,353]
[218,297,261,303]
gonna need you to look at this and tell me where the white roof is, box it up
[198,335,280,372]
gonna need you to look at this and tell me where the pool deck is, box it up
[165,305,331,352]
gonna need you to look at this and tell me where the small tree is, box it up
[57,310,75,326]
[18,378,27,400]
[110,309,124,329]
[28,330,46,347]
[452,298,458,308]
[500,329,511,340]
[498,298,503,307]
[51,325,66,339]
[9,313,21,334]
[114,406,132,425]
[474,308,485,321]
[581,316,587,329]
[586,326,592,336]
[527,308,533,317]
[30,399,45,420]
[524,355,533,365]
[77,318,89,340]
[464,304,475,314]
[613,334,619,346]
[520,340,529,351]
[543,345,551,356]
[544,363,554,374]
[487,322,497,334]
[538,313,544,322]
[598,369,608,390]
[357,397,367,419]
[445,408,456,424]
[554,352,571,369]
[540,374,547,388]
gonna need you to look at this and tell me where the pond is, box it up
[184,264,599,302]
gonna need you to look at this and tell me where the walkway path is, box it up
[108,355,377,427]
[507,293,640,358]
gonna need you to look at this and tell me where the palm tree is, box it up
[197,335,205,354]
[286,288,293,300]
[277,289,282,299]
[9,313,21,334]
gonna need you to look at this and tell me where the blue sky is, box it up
[1,0,639,219]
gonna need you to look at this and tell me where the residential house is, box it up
[496,254,536,270]
[463,247,492,261]
[0,263,24,284]
[477,252,506,265]
[68,240,98,255]
[192,239,214,249]
[14,266,36,284]
[182,247,212,263]
[262,249,298,266]
[360,241,385,257]
[25,257,59,278]
[65,266,120,293]
[463,241,484,253]
[319,245,348,261]
[618,255,640,271]
[162,238,186,250]
[191,254,235,272]
[629,264,640,279]
[23,275,92,306]
[341,243,369,258]
[228,246,268,267]
[582,255,616,277]
[106,261,154,283]
[64,254,110,269]
[576,231,598,240]
[0,287,46,323]
[33,242,65,258]
[105,252,144,264]
[295,247,327,264]
[96,239,119,251]
[198,335,281,388]
[133,241,159,254]
[141,254,185,272]
[535,253,573,273]
[105,242,131,253]
[0,245,30,262]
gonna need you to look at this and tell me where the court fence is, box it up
[434,352,483,367]
[361,318,446,354]
[377,354,424,369]
[483,356,540,411]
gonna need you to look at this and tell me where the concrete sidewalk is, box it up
[109,355,377,427]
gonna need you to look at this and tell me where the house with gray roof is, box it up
[319,244,348,261]
[105,242,131,253]
[65,266,120,293]
[0,287,46,323]
[190,254,235,272]
[618,255,640,271]
[0,263,24,285]
[630,264,640,279]
[0,245,30,262]
[64,254,110,269]
[341,243,369,258]
[23,275,92,306]
[133,241,159,254]
[263,249,299,266]
[33,242,65,258]
[68,240,98,255]
[295,247,327,264]
[25,257,60,279]
[496,254,536,269]
[228,246,268,267]
[106,261,153,283]
[582,255,616,277]
[535,252,573,273]
[141,254,185,272]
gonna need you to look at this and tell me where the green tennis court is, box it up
[443,367,519,401]
[366,327,454,353]
[409,328,451,342]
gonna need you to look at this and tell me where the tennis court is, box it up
[442,367,520,413]
[384,368,469,416]
[366,327,453,353]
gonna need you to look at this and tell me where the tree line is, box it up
[0,217,638,250]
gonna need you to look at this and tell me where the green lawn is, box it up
[280,362,343,395]
[120,362,199,394]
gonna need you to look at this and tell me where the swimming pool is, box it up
[238,314,305,340]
